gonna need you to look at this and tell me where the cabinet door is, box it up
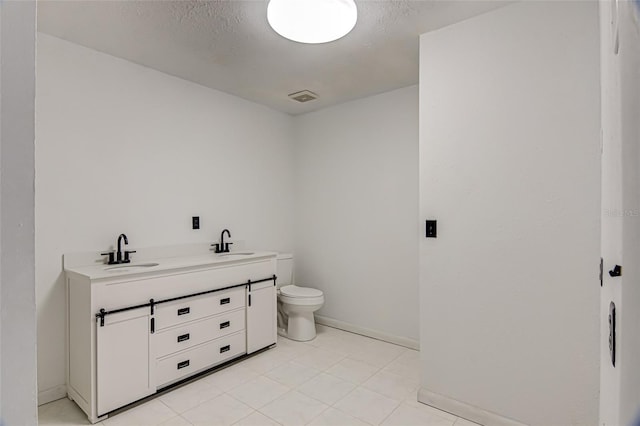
[246,282,277,353]
[96,307,155,415]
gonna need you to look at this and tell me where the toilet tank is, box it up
[276,253,293,288]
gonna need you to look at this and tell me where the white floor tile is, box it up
[158,415,193,426]
[159,379,224,414]
[362,370,419,401]
[228,376,290,409]
[314,328,375,356]
[273,338,314,360]
[454,417,482,426]
[259,391,328,426]
[382,349,421,381]
[202,364,260,390]
[232,411,281,426]
[296,373,356,406]
[307,407,370,426]
[305,329,355,355]
[305,337,351,356]
[333,387,400,425]
[38,398,93,425]
[181,394,252,426]
[102,400,177,426]
[265,361,321,387]
[242,350,288,375]
[291,347,345,371]
[40,327,463,426]
[326,357,379,384]
[349,340,406,368]
[381,402,455,426]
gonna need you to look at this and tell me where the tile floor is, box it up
[39,325,478,426]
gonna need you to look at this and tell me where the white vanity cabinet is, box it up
[65,252,277,424]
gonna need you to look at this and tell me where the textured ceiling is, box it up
[38,0,508,115]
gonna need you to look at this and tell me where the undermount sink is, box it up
[105,262,159,272]
[217,252,255,257]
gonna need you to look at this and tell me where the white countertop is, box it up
[64,250,277,281]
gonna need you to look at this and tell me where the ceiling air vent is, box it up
[288,90,318,103]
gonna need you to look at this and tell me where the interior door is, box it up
[599,1,640,424]
[599,2,623,424]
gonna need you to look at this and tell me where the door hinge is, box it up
[600,258,604,286]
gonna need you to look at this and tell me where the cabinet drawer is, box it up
[155,308,245,358]
[156,331,246,387]
[155,287,245,330]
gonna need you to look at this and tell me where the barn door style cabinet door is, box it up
[246,280,277,353]
[96,307,155,415]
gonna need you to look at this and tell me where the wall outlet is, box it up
[192,216,200,230]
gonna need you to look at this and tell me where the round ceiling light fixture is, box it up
[267,0,358,44]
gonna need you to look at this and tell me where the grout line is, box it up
[157,398,180,417]
[302,404,331,426]
[377,399,403,426]
[257,408,284,426]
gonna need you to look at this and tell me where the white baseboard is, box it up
[314,315,419,350]
[417,388,527,426]
[38,384,67,406]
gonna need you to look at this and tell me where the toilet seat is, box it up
[279,285,324,306]
[280,285,322,298]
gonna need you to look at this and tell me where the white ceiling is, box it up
[37,0,508,115]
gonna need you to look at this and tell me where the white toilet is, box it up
[276,253,324,341]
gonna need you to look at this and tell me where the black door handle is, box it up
[609,265,622,277]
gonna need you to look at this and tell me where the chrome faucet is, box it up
[102,233,136,264]
[212,229,233,253]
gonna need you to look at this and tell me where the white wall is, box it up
[0,1,38,423]
[418,2,600,425]
[35,34,295,402]
[600,1,640,424]
[294,86,419,345]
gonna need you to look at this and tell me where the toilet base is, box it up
[285,311,317,341]
[277,296,323,342]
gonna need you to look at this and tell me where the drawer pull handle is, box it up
[220,345,230,353]
[177,307,190,316]
[220,321,230,329]
[177,360,190,370]
[177,333,190,343]
[220,298,230,305]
